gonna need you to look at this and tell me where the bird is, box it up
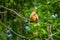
[30,9,39,23]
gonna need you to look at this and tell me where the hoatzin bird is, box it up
[30,9,39,23]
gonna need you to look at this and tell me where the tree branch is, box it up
[0,20,29,39]
[0,11,7,14]
[0,5,30,21]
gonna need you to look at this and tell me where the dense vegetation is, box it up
[0,0,60,40]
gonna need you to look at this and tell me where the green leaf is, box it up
[0,25,3,32]
[41,28,47,34]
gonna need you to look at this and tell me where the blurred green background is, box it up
[0,0,60,40]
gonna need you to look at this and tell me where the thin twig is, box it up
[46,33,58,40]
[47,24,53,40]
[46,29,60,40]
[0,11,7,14]
[0,20,29,39]
[0,6,30,21]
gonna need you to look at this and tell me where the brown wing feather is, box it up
[30,9,38,23]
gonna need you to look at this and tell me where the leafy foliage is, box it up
[0,0,60,40]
